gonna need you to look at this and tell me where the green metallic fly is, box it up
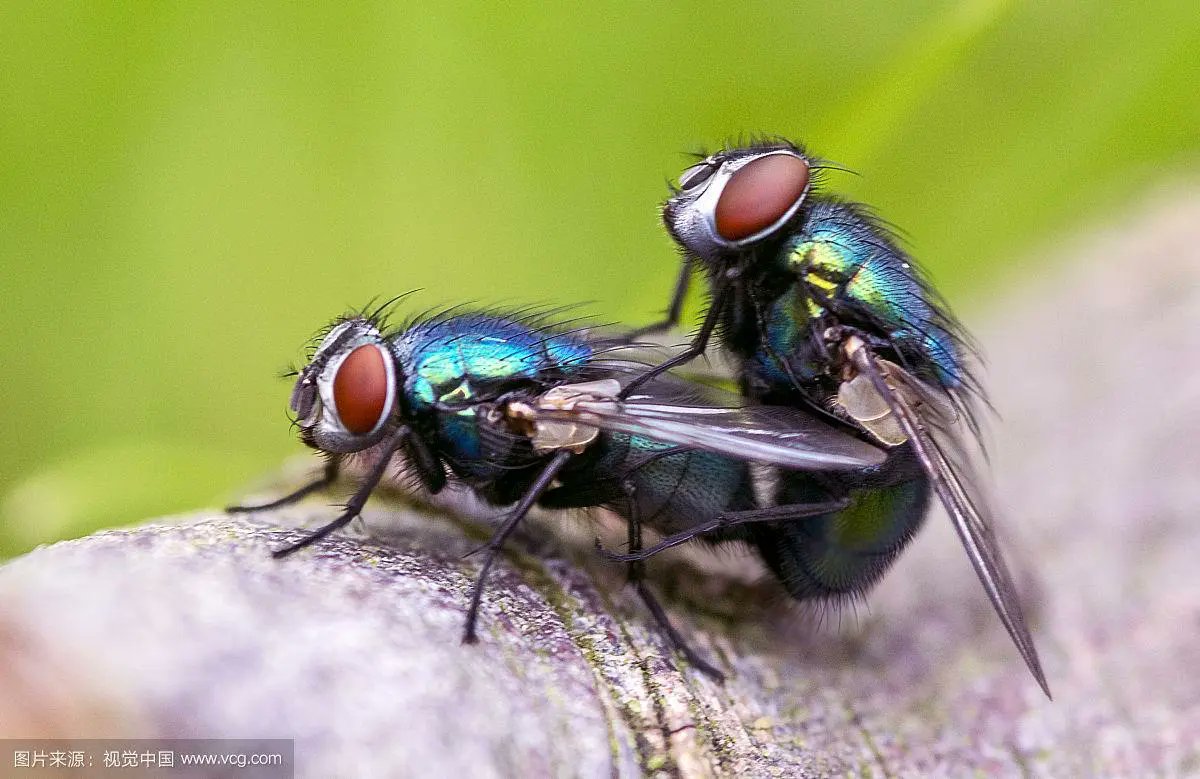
[230,304,886,678]
[616,138,1049,696]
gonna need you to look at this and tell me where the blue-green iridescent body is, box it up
[762,455,930,600]
[390,313,757,531]
[395,314,594,411]
[712,199,968,600]
[392,314,591,488]
[750,200,963,393]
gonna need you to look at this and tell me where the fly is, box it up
[623,138,1050,696]
[229,304,884,679]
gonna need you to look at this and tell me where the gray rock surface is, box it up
[2,192,1199,777]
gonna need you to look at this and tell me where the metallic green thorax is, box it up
[390,313,592,474]
[394,313,592,408]
[754,198,964,393]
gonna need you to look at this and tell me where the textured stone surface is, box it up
[2,192,1199,777]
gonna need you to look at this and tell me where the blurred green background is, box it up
[1,2,1196,557]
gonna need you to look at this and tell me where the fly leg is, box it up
[618,281,730,399]
[621,261,692,342]
[462,449,574,644]
[601,498,848,563]
[226,457,341,513]
[270,428,410,558]
[621,477,725,681]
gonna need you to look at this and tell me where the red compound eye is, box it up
[333,344,389,434]
[714,153,810,241]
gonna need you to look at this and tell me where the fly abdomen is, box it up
[750,478,930,601]
[544,434,758,539]
[783,199,965,389]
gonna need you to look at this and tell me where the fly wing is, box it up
[528,386,886,472]
[592,336,741,385]
[860,355,1051,697]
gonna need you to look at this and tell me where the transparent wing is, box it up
[861,355,1051,697]
[587,333,741,385]
[585,358,767,404]
[529,363,886,471]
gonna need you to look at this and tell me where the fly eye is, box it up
[714,153,810,241]
[332,344,390,435]
[678,162,715,191]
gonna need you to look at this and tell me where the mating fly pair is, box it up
[229,305,886,679]
[231,137,1049,694]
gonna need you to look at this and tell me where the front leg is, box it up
[621,259,692,343]
[227,457,342,513]
[618,280,730,400]
[270,428,410,558]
